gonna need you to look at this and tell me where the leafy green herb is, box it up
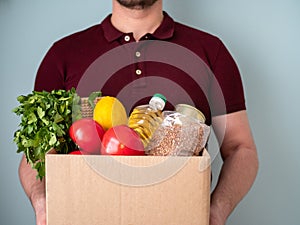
[13,88,82,180]
[88,91,102,109]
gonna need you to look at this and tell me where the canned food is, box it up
[175,104,206,123]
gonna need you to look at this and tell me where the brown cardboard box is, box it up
[46,150,211,225]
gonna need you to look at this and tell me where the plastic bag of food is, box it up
[145,111,210,156]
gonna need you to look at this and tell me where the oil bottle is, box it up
[128,94,167,147]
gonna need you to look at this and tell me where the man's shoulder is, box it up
[52,23,102,49]
[174,20,221,44]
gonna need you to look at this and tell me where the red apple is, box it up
[69,118,105,154]
[101,125,145,155]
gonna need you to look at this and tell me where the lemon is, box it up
[93,96,128,130]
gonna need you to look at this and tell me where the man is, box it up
[19,1,259,225]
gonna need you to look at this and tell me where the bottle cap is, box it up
[149,93,167,110]
[153,93,167,103]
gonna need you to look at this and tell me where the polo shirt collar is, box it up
[101,11,175,42]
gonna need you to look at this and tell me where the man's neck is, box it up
[111,1,163,41]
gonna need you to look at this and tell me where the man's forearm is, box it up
[210,146,259,222]
[19,154,47,225]
[19,154,46,209]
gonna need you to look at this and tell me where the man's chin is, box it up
[117,0,158,10]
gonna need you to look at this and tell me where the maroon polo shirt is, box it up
[34,12,246,125]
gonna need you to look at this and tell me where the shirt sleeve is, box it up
[34,43,65,92]
[209,39,246,116]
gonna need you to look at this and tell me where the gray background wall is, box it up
[1,0,299,224]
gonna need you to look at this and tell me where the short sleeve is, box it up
[209,40,246,116]
[34,43,65,92]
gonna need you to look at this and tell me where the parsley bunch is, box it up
[13,88,82,180]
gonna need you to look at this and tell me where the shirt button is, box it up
[124,35,130,42]
[135,51,141,58]
[136,69,142,75]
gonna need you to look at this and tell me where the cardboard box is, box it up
[46,150,211,225]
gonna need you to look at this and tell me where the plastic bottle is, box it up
[128,94,167,147]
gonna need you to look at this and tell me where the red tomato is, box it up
[69,150,93,155]
[69,118,105,154]
[101,125,145,155]
[68,150,82,155]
